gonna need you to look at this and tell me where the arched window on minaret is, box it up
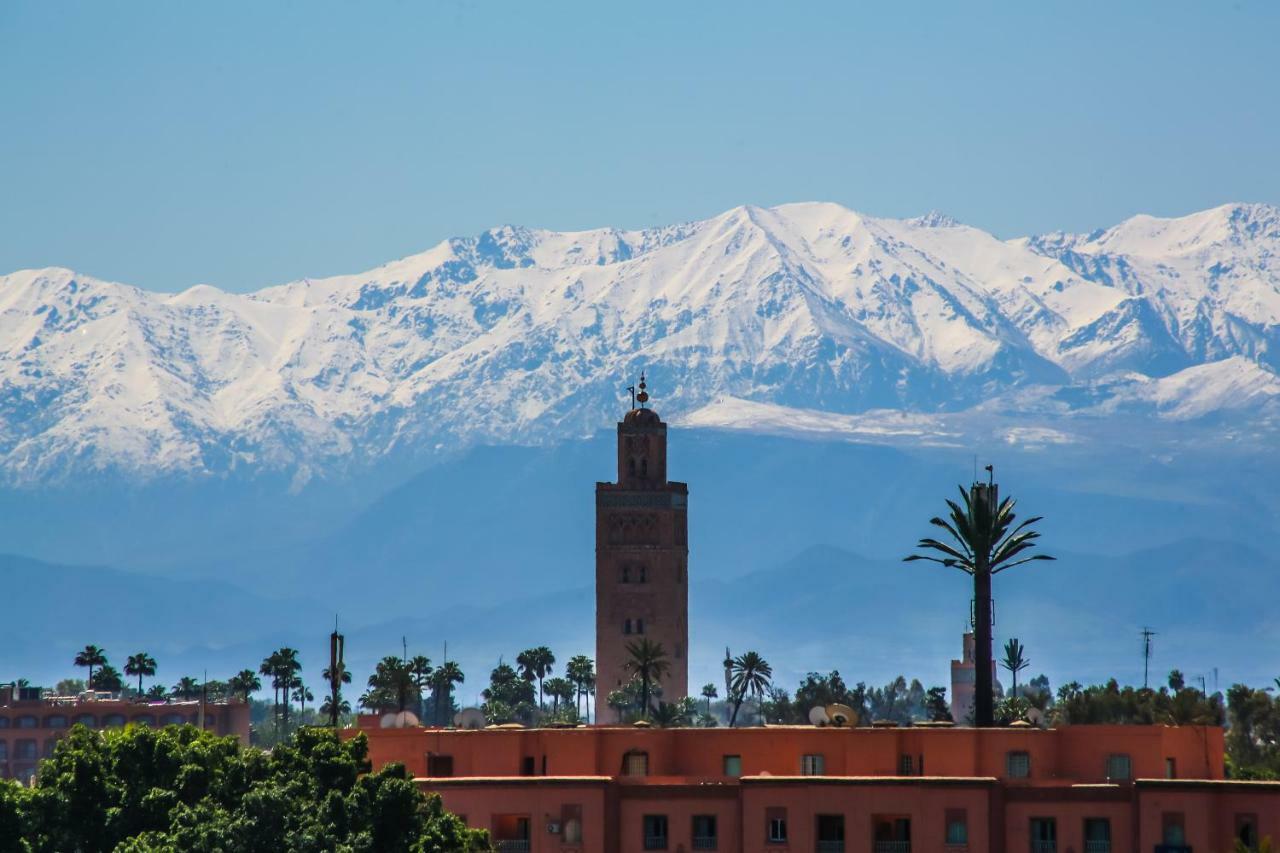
[621,565,630,583]
[641,458,648,478]
[628,458,636,476]
[624,619,632,635]
[636,618,645,635]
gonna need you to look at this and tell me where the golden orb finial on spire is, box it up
[636,371,649,407]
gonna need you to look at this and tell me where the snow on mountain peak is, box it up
[2,201,1279,483]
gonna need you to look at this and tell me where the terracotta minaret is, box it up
[595,374,689,723]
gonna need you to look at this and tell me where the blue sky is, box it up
[2,1,1277,292]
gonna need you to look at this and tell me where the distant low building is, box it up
[0,683,251,785]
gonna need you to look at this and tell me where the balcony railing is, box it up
[1031,843,1057,853]
[643,836,668,851]
[692,837,717,850]
[816,842,846,853]
[1084,843,1111,853]
[874,843,911,853]
[494,842,530,853]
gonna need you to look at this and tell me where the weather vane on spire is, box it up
[636,371,649,408]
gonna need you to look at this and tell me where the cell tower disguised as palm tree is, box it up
[905,470,1053,727]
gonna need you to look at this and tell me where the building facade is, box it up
[349,719,1279,853]
[595,389,689,722]
[0,690,252,785]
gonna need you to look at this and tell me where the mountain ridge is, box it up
[2,201,1278,484]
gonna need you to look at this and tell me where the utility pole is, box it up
[1141,627,1157,689]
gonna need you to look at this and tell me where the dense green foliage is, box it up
[0,725,488,853]
[1226,683,1280,779]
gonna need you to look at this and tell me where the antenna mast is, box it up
[1141,627,1157,689]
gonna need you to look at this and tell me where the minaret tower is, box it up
[595,373,689,722]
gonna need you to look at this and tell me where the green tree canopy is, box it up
[0,724,488,852]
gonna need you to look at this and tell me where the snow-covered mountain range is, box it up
[3,201,1279,484]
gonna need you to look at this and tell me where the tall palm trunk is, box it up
[640,673,650,718]
[973,549,994,727]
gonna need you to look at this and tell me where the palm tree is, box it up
[904,479,1053,727]
[729,651,772,727]
[431,661,465,726]
[544,677,575,712]
[320,694,351,721]
[701,683,718,717]
[623,639,670,718]
[229,669,261,703]
[273,648,302,728]
[92,665,124,693]
[517,647,556,710]
[368,656,416,713]
[292,680,314,720]
[74,645,108,689]
[172,676,200,700]
[145,684,168,700]
[409,656,433,720]
[124,653,157,696]
[566,655,595,722]
[1001,639,1030,699]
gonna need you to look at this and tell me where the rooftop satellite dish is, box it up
[453,708,486,730]
[808,706,831,727]
[826,704,857,727]
[380,710,420,729]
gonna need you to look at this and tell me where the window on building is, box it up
[0,741,7,760]
[427,754,454,777]
[636,618,645,634]
[1084,817,1111,848]
[133,714,156,728]
[1006,750,1031,779]
[1236,813,1259,850]
[44,715,67,729]
[1105,753,1131,780]
[161,713,185,726]
[74,714,96,727]
[624,619,633,635]
[42,739,57,758]
[14,739,37,760]
[899,753,914,775]
[623,750,649,776]
[643,814,668,850]
[562,804,583,843]
[766,808,788,843]
[815,814,844,844]
[15,716,36,729]
[800,753,824,776]
[1162,812,1186,845]
[638,565,646,583]
[1165,757,1177,779]
[722,754,741,777]
[692,815,717,849]
[622,565,630,583]
[519,755,535,776]
[945,809,968,844]
[1030,817,1056,849]
[0,717,8,728]
[102,714,126,728]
